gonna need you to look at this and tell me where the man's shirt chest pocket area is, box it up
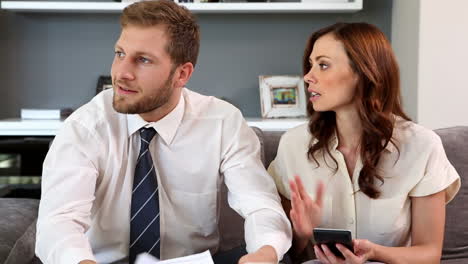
[154,135,221,236]
[168,189,218,235]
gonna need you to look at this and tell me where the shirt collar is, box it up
[311,128,396,153]
[383,139,396,153]
[126,93,185,146]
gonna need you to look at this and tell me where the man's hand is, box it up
[238,245,278,264]
[79,260,97,264]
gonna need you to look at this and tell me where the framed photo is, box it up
[96,75,113,95]
[259,75,307,118]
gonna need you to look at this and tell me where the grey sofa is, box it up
[1,126,467,264]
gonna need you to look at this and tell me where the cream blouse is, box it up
[268,119,460,247]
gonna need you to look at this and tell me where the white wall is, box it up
[393,0,468,129]
[391,0,420,121]
[417,0,468,129]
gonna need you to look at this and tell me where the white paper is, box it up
[135,250,214,264]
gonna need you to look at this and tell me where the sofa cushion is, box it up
[5,220,37,264]
[435,126,468,260]
[251,127,266,166]
[262,130,285,167]
[441,259,468,264]
[0,198,39,264]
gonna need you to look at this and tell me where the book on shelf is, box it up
[20,108,73,120]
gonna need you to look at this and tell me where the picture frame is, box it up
[96,75,113,95]
[259,75,307,118]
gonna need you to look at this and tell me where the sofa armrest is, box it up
[0,198,39,264]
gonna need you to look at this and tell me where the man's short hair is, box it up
[121,0,200,67]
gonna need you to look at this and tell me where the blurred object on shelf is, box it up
[96,75,113,95]
[20,108,74,120]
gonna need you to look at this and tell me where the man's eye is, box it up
[115,51,124,58]
[138,57,151,64]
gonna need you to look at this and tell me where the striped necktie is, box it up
[129,127,161,264]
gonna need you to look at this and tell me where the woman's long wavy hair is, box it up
[303,22,411,199]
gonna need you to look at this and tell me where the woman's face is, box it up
[304,33,359,113]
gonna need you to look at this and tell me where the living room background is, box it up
[0,0,392,119]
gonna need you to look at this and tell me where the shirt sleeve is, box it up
[409,132,461,203]
[35,119,102,264]
[219,109,292,261]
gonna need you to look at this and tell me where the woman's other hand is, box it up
[314,239,375,264]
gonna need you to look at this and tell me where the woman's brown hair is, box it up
[303,22,411,199]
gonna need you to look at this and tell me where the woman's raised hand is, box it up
[289,175,324,240]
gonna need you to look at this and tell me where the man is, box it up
[35,1,292,264]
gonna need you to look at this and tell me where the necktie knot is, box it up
[140,127,157,145]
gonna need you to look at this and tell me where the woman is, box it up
[268,22,460,264]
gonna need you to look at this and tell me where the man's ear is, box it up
[173,62,194,88]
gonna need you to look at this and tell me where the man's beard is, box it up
[112,73,174,115]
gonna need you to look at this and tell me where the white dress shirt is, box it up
[268,118,460,248]
[36,88,292,264]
